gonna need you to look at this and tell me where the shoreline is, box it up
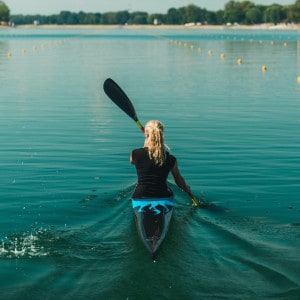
[1,23,300,30]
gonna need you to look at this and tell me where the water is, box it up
[0,27,300,299]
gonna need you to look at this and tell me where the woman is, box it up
[130,120,196,258]
[130,120,194,201]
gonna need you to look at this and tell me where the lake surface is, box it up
[0,27,300,299]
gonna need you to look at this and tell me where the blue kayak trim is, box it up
[132,197,174,215]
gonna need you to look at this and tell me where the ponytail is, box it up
[144,120,166,166]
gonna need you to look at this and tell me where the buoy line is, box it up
[4,37,72,60]
[157,35,296,79]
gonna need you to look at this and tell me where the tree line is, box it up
[0,0,9,22]
[1,0,300,26]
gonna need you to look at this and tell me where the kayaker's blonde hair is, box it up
[145,120,166,166]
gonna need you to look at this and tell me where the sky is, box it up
[4,0,297,15]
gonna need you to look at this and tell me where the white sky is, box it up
[4,0,297,15]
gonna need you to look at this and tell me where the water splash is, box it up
[0,229,54,259]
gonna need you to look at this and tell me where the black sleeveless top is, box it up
[131,147,176,198]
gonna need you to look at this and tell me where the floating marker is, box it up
[297,76,300,84]
[208,50,212,55]
[262,65,267,72]
[221,53,225,59]
[198,47,202,52]
[283,42,287,46]
[237,58,242,64]
[7,52,12,58]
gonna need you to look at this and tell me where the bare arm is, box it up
[171,162,198,206]
[171,161,192,196]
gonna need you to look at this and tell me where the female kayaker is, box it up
[130,120,194,199]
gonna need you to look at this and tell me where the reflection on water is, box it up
[0,28,299,299]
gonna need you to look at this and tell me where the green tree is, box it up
[288,0,300,22]
[245,6,263,24]
[205,11,218,24]
[177,4,207,24]
[186,4,206,23]
[263,4,286,25]
[102,12,118,24]
[215,10,225,24]
[57,11,79,25]
[128,12,148,24]
[78,11,86,24]
[224,0,244,23]
[85,12,100,24]
[116,10,130,24]
[165,8,181,24]
[101,10,129,24]
[238,1,254,12]
[0,0,9,23]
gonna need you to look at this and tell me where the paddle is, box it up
[103,78,199,207]
[103,78,144,133]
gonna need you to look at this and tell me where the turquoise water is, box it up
[1,27,300,299]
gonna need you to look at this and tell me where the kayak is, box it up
[132,197,174,259]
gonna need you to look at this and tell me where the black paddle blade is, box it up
[103,78,138,122]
